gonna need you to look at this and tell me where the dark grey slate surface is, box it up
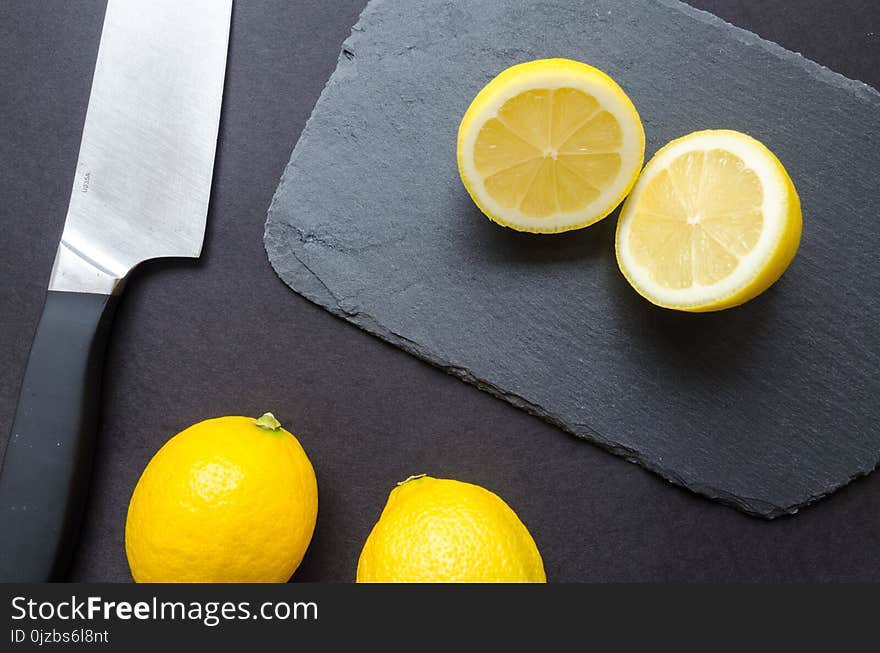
[264,0,880,518]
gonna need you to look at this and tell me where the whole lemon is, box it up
[125,413,317,583]
[356,475,545,583]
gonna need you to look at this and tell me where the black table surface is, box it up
[1,0,878,583]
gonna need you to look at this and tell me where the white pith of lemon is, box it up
[457,58,645,233]
[616,130,802,312]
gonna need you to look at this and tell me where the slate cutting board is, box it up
[264,0,880,518]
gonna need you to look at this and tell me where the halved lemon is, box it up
[616,130,802,312]
[457,58,645,233]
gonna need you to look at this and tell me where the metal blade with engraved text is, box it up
[50,0,232,294]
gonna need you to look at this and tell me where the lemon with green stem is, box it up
[125,413,318,583]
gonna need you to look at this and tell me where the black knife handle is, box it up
[0,290,116,582]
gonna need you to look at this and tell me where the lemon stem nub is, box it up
[255,413,281,431]
[397,474,427,486]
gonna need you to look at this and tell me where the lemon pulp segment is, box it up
[475,88,623,215]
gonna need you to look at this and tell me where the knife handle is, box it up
[0,290,117,582]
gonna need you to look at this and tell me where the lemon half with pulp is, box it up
[616,129,802,312]
[457,58,645,233]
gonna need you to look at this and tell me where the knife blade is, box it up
[0,0,232,581]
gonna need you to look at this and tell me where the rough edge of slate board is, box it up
[264,0,880,518]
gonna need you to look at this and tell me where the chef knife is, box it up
[0,0,232,581]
